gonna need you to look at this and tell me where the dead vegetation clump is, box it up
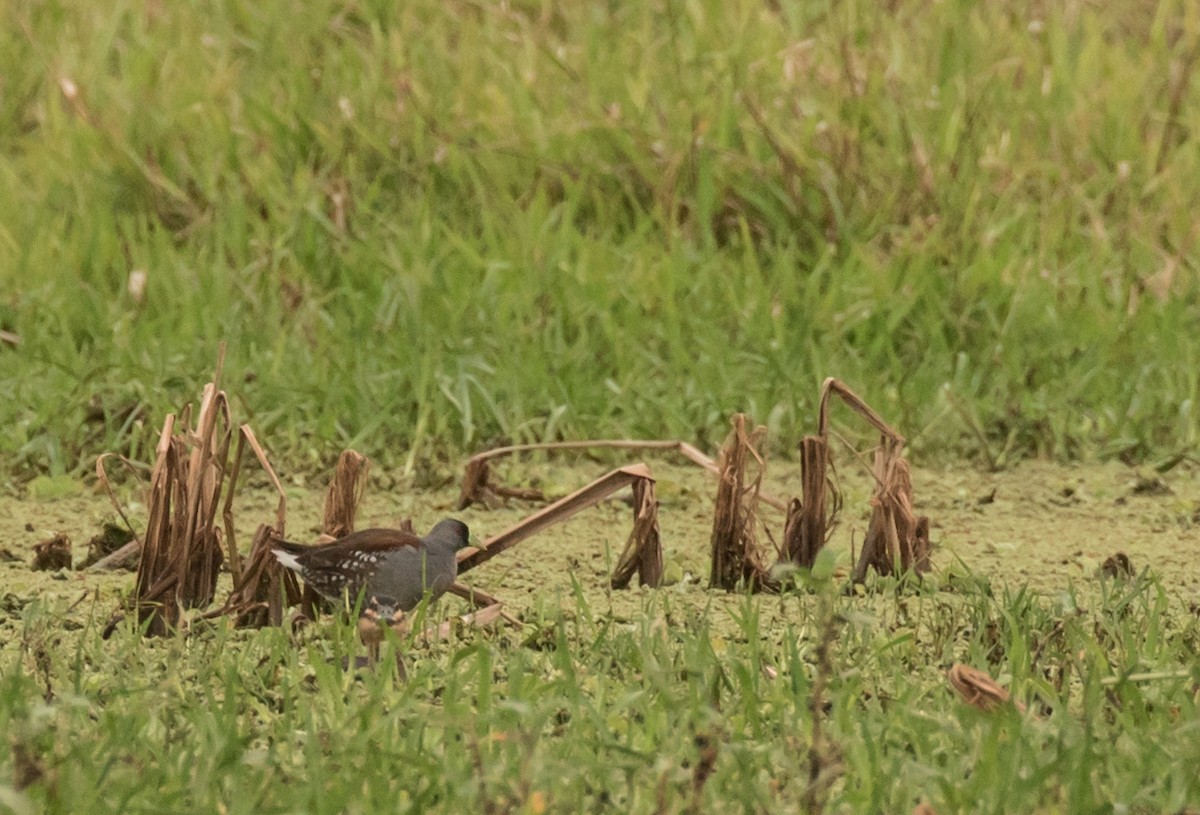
[322,450,370,538]
[31,534,72,571]
[108,362,232,635]
[780,379,931,582]
[708,414,774,591]
[780,435,839,569]
[610,474,663,589]
[77,522,136,570]
[98,349,290,635]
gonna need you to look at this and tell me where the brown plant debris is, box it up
[219,523,301,628]
[323,450,370,538]
[806,379,930,580]
[947,663,1023,713]
[77,522,137,570]
[780,435,841,568]
[11,738,48,791]
[447,582,524,627]
[690,731,720,811]
[422,601,509,642]
[459,463,663,591]
[1101,552,1134,579]
[708,414,774,591]
[297,449,372,617]
[775,379,931,580]
[131,374,230,634]
[610,476,663,589]
[98,350,246,636]
[31,534,72,571]
[217,426,291,628]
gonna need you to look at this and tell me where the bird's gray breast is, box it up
[365,546,459,611]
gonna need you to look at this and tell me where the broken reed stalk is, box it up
[852,443,931,580]
[801,378,931,581]
[708,414,774,591]
[218,425,291,627]
[322,450,370,538]
[293,449,373,618]
[781,435,841,568]
[610,476,663,589]
[128,354,233,635]
[458,463,663,591]
[457,438,786,512]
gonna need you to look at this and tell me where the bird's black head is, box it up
[427,518,472,551]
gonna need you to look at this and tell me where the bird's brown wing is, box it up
[287,528,424,572]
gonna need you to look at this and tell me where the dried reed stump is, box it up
[322,450,370,538]
[610,476,663,589]
[222,524,301,628]
[708,414,773,591]
[130,375,232,635]
[851,442,931,581]
[780,436,841,568]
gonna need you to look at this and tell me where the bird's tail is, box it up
[271,539,308,572]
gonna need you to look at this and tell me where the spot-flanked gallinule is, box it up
[272,519,472,611]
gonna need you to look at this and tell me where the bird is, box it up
[357,594,412,678]
[272,519,473,612]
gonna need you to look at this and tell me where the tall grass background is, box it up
[2,0,1198,481]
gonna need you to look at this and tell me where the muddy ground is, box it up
[3,457,1199,644]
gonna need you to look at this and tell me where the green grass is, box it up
[3,571,1199,813]
[2,0,1199,483]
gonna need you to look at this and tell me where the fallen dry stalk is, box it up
[457,439,786,512]
[421,602,508,641]
[458,463,663,590]
[448,582,523,627]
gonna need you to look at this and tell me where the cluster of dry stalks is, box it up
[97,350,289,634]
[456,378,931,595]
[100,355,929,639]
